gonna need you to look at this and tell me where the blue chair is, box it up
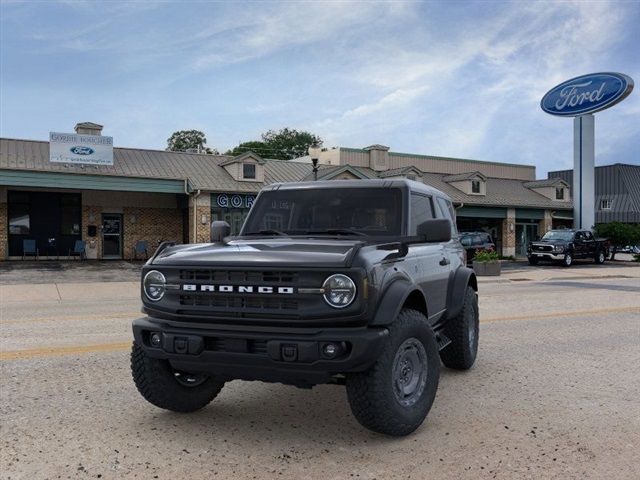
[134,240,149,260]
[69,240,86,260]
[22,239,39,260]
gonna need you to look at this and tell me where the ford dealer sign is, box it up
[541,72,634,117]
[49,132,114,165]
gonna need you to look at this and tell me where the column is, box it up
[501,208,516,257]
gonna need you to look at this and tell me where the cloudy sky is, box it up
[1,0,638,176]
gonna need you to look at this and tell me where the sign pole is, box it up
[541,72,633,231]
[573,114,595,230]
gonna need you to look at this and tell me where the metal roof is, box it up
[523,178,567,188]
[0,137,311,193]
[377,166,424,178]
[443,171,487,182]
[549,164,640,222]
[1,136,572,210]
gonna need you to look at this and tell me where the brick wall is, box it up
[188,195,211,244]
[501,208,516,257]
[539,210,553,236]
[82,205,103,259]
[123,207,183,259]
[81,205,183,260]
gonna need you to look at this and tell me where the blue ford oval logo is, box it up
[70,146,95,155]
[541,72,634,117]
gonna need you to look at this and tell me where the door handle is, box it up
[439,257,450,266]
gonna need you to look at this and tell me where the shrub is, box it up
[593,222,640,260]
[473,250,500,263]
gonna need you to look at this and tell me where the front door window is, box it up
[516,223,539,257]
[102,214,122,258]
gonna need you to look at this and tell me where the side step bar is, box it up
[436,333,451,351]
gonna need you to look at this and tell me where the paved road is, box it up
[1,267,639,479]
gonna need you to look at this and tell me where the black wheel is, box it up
[345,309,440,436]
[440,286,479,370]
[528,256,539,266]
[131,342,225,412]
[595,250,606,264]
[562,253,573,267]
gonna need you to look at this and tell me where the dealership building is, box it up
[0,122,573,261]
[549,163,640,224]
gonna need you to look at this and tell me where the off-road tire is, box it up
[595,250,606,264]
[440,286,479,370]
[345,309,440,436]
[131,342,224,412]
[528,256,539,266]
[562,253,573,267]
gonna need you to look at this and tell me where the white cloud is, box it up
[311,0,638,173]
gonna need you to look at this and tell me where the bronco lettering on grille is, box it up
[181,284,295,294]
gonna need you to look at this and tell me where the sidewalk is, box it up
[477,260,640,284]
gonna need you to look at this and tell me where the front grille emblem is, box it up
[181,284,295,294]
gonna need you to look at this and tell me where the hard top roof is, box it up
[262,178,452,201]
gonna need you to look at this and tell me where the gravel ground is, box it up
[1,267,639,479]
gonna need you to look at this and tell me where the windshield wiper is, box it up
[303,228,367,237]
[244,229,288,236]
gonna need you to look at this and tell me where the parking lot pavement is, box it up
[1,265,639,479]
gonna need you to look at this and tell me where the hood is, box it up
[151,238,364,268]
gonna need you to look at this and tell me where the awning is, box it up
[1,169,187,194]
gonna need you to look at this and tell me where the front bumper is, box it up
[133,317,388,386]
[528,252,566,261]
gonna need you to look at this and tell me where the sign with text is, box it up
[213,193,256,209]
[49,132,114,165]
[540,72,634,117]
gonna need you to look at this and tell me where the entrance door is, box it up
[102,214,123,259]
[515,223,539,257]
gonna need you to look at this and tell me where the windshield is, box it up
[541,231,574,241]
[241,187,403,237]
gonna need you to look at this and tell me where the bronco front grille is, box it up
[534,245,553,252]
[179,294,299,311]
[149,267,363,325]
[179,270,298,284]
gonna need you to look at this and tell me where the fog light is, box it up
[322,343,339,358]
[150,332,162,348]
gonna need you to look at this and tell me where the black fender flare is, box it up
[445,266,477,320]
[370,279,426,326]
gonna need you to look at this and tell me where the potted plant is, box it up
[472,250,501,276]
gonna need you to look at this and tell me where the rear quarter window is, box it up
[435,197,458,236]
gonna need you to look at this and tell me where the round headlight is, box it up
[322,274,356,308]
[555,245,565,252]
[143,270,166,302]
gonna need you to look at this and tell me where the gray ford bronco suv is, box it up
[131,179,479,436]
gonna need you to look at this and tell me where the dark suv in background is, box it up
[459,232,495,264]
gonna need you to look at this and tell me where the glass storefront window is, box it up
[60,194,81,235]
[9,204,30,234]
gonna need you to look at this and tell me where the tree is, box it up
[261,128,322,160]
[593,222,640,260]
[225,141,269,157]
[167,130,217,154]
[225,128,323,160]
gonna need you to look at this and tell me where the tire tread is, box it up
[131,342,224,413]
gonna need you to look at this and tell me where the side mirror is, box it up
[211,221,231,243]
[417,218,452,243]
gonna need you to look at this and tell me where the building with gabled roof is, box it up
[1,123,574,260]
[549,164,640,224]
